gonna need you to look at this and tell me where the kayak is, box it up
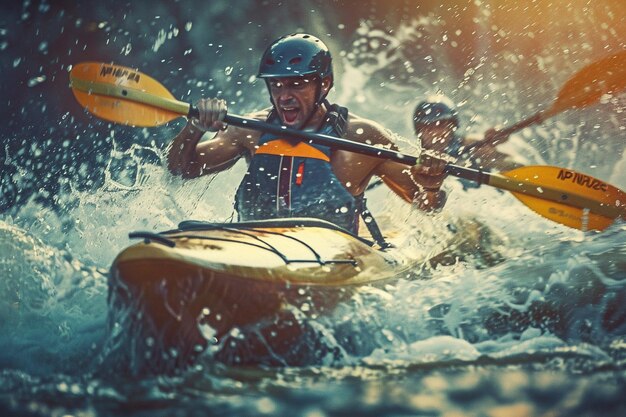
[107,217,418,368]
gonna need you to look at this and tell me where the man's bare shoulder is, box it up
[344,112,395,147]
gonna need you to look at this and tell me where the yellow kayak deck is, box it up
[113,218,409,287]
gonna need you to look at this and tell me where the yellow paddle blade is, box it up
[502,165,626,231]
[70,62,185,127]
[546,51,626,118]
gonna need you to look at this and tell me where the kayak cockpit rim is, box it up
[126,218,381,266]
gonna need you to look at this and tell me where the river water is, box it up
[1,1,626,416]
[1,156,625,416]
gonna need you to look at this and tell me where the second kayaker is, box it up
[167,33,448,245]
[413,96,521,173]
[412,95,522,191]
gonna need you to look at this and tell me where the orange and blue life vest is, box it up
[234,104,363,232]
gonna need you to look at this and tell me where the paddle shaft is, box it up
[465,101,576,151]
[464,112,545,152]
[190,109,617,218]
[224,113,420,165]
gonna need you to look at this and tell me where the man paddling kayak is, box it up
[410,95,523,197]
[167,33,448,243]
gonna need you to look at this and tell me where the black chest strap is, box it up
[355,195,392,249]
[322,101,349,137]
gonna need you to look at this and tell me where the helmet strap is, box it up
[303,79,331,129]
[264,80,275,108]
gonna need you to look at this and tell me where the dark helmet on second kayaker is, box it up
[414,95,463,156]
[258,33,333,106]
[413,95,460,132]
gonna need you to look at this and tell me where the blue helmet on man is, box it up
[413,95,464,156]
[258,33,333,105]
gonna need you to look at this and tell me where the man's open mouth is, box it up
[281,107,299,124]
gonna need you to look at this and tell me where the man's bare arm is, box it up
[167,107,268,179]
[167,122,248,178]
[376,159,447,211]
[341,116,448,210]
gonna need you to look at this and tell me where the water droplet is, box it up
[121,43,132,55]
[257,398,277,414]
[28,76,46,87]
[199,323,216,340]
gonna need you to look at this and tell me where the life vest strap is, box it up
[355,196,392,249]
[255,139,331,162]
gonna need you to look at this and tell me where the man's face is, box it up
[268,76,319,128]
[416,121,457,153]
